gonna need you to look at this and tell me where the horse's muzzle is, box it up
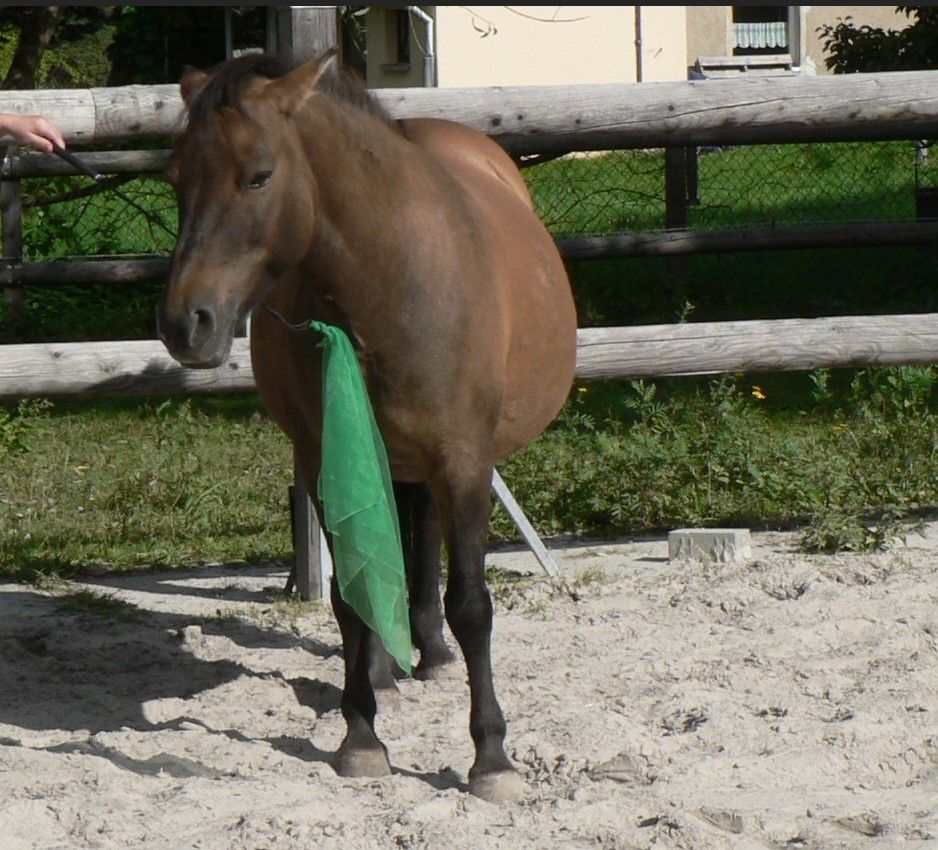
[156,300,235,369]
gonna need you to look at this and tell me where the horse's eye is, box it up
[244,170,272,191]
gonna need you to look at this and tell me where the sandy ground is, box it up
[1,523,937,850]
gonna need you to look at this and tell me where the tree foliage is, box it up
[818,5,938,73]
[1,7,365,90]
[107,6,228,85]
[0,6,62,89]
[0,7,116,89]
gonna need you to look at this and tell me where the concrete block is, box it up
[668,528,752,563]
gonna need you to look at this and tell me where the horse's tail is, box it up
[393,480,425,591]
[392,480,450,672]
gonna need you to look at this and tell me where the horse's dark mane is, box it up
[319,62,400,129]
[187,52,400,132]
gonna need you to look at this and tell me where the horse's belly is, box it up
[491,226,577,460]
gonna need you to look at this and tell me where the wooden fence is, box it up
[5,69,938,281]
[4,69,938,393]
[5,69,938,596]
[6,312,938,400]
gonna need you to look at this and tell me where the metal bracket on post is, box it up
[491,469,561,580]
[288,466,560,600]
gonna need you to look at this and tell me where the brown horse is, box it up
[157,51,576,803]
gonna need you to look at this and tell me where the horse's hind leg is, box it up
[330,576,392,778]
[437,465,524,803]
[395,481,456,679]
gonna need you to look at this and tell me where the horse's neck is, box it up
[294,100,419,334]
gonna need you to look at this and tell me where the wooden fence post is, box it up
[1,149,24,339]
[278,6,340,600]
[277,6,341,67]
[288,451,332,600]
[685,145,700,206]
[664,146,688,229]
[664,146,689,308]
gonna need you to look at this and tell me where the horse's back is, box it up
[401,118,577,459]
[400,118,534,209]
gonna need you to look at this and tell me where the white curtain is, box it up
[733,21,788,50]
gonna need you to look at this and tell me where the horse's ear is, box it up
[266,48,339,115]
[179,66,208,107]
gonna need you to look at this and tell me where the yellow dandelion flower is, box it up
[751,386,766,400]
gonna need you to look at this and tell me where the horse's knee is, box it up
[444,583,493,642]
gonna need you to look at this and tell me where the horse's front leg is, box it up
[331,575,393,778]
[438,464,524,803]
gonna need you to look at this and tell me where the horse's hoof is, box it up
[334,745,392,778]
[413,658,462,681]
[374,685,402,712]
[469,770,526,804]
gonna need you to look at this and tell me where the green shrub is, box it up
[496,367,938,554]
[0,398,50,461]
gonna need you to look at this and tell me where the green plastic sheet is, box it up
[311,320,412,675]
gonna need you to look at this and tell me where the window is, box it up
[386,9,410,66]
[732,5,788,55]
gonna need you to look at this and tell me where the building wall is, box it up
[685,5,731,67]
[366,6,689,89]
[365,7,425,88]
[636,5,689,83]
[686,6,912,76]
[366,6,921,89]
[435,6,637,87]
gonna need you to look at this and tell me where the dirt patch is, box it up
[2,524,937,849]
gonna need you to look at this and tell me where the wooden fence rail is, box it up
[1,149,170,178]
[7,218,938,289]
[5,314,938,401]
[3,70,938,151]
[556,220,938,260]
[0,256,168,287]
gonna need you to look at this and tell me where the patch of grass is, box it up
[485,566,537,603]
[54,588,141,623]
[799,507,924,555]
[267,595,324,635]
[0,395,293,579]
[212,606,243,623]
[525,141,919,238]
[0,399,51,462]
[572,565,609,590]
[3,365,938,577]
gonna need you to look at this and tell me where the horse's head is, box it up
[157,51,336,368]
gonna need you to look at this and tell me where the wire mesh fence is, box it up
[4,137,938,341]
[524,140,934,238]
[20,174,176,261]
[12,139,934,259]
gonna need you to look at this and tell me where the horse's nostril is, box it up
[190,307,215,347]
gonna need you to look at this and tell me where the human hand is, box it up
[0,113,66,153]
